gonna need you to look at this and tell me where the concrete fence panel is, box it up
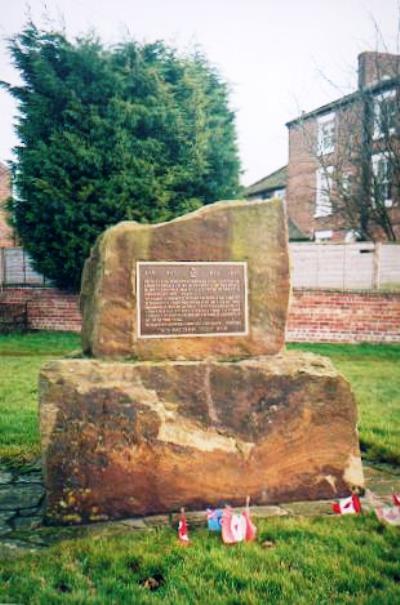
[290,242,399,290]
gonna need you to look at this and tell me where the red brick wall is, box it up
[0,287,399,343]
[287,289,400,343]
[358,52,400,88]
[0,288,81,332]
[286,103,365,242]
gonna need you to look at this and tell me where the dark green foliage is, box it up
[3,24,241,290]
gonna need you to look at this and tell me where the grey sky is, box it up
[0,0,398,186]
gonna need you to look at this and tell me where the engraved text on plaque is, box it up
[137,262,248,338]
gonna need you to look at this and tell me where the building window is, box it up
[273,188,285,200]
[338,172,354,202]
[371,152,393,208]
[317,112,336,155]
[315,166,334,217]
[315,230,333,242]
[373,89,397,140]
[341,173,352,194]
[345,229,359,243]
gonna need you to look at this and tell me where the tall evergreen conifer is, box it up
[3,24,241,290]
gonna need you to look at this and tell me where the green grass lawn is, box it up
[1,332,399,467]
[0,333,400,604]
[1,515,400,604]
[0,331,80,466]
[288,343,400,466]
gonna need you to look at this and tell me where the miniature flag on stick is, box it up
[332,494,362,515]
[243,496,257,542]
[221,507,246,544]
[178,507,190,545]
[207,508,223,532]
[375,506,400,526]
[392,493,400,507]
[221,496,257,544]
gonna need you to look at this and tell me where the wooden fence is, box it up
[1,243,400,290]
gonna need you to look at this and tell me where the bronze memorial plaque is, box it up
[137,262,248,338]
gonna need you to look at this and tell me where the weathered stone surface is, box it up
[0,485,44,511]
[0,512,13,534]
[12,516,42,531]
[0,470,12,484]
[250,505,287,518]
[16,471,43,484]
[282,500,335,516]
[39,352,364,524]
[80,199,290,360]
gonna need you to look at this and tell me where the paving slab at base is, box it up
[0,484,45,511]
[39,351,363,524]
[1,463,398,556]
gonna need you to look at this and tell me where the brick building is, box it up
[0,162,14,248]
[247,52,400,242]
[244,166,306,240]
[245,165,287,202]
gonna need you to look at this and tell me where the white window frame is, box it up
[373,89,397,140]
[371,152,393,208]
[315,166,334,217]
[317,112,336,155]
[345,230,359,243]
[273,188,285,199]
[341,172,352,194]
[315,230,333,242]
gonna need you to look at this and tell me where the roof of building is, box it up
[286,76,400,128]
[244,165,287,196]
[286,92,357,128]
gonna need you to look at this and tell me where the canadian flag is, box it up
[375,506,400,526]
[242,508,257,542]
[332,494,362,515]
[221,498,257,544]
[178,508,190,545]
[221,509,247,544]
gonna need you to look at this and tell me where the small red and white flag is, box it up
[178,508,190,545]
[243,496,257,542]
[392,493,400,507]
[375,506,400,526]
[332,494,362,515]
[242,509,257,542]
[221,497,257,544]
[221,508,247,544]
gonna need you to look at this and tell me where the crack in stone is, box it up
[60,375,255,458]
[204,364,219,424]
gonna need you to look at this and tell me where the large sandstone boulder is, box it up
[80,199,290,360]
[39,352,364,524]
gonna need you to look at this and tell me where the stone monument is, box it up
[39,199,364,524]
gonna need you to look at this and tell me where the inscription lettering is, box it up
[137,262,248,338]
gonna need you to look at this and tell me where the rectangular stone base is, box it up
[39,352,364,524]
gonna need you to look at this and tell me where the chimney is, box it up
[357,53,368,89]
[358,51,400,89]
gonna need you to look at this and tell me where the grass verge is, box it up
[0,331,80,466]
[0,334,399,603]
[1,515,399,604]
[288,343,400,465]
[0,334,399,467]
